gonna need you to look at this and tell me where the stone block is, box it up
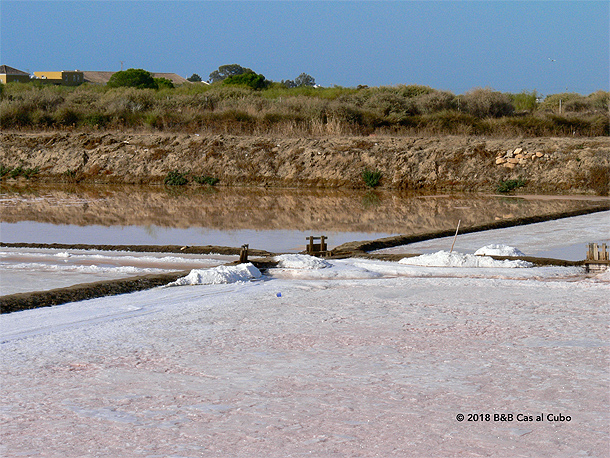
[496,157,506,164]
[503,162,516,169]
[514,147,523,155]
[507,158,520,164]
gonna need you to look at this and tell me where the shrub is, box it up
[223,72,269,90]
[415,91,457,114]
[107,69,158,89]
[5,165,40,179]
[541,93,588,113]
[510,90,539,112]
[497,177,526,193]
[362,168,382,188]
[463,88,514,118]
[364,90,418,117]
[21,166,40,179]
[164,170,188,186]
[587,91,610,112]
[55,107,81,126]
[193,175,219,186]
[63,169,78,182]
[154,77,175,90]
[400,84,435,98]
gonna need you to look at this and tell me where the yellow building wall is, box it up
[0,74,31,84]
[34,71,84,86]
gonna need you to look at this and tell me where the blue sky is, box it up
[1,1,608,95]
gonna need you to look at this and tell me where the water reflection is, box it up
[1,184,608,251]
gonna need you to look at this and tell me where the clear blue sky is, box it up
[1,1,608,95]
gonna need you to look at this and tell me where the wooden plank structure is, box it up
[585,243,609,273]
[306,235,330,257]
[239,244,249,263]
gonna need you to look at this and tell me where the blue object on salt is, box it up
[277,292,282,297]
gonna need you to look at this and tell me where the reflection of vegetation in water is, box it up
[362,190,382,209]
[144,225,159,238]
[164,185,188,198]
[192,186,219,196]
[1,184,606,234]
[496,196,527,206]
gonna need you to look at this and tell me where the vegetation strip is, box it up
[1,76,607,137]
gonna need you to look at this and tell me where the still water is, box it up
[2,184,608,252]
[1,184,608,295]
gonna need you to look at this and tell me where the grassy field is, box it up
[1,81,608,137]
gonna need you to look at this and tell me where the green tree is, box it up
[107,69,157,89]
[208,64,251,84]
[154,77,175,89]
[295,73,316,87]
[187,73,202,82]
[223,71,268,90]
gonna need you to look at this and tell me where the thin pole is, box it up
[450,220,461,253]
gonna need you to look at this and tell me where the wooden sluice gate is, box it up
[585,243,609,273]
[305,235,331,257]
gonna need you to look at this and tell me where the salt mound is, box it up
[274,254,331,269]
[398,251,532,268]
[475,244,525,257]
[169,263,262,286]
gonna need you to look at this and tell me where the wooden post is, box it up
[239,244,249,263]
[450,220,461,253]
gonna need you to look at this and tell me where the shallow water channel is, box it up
[1,184,608,295]
[2,184,608,252]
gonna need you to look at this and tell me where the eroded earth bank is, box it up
[1,131,609,194]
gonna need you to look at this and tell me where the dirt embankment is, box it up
[1,131,609,194]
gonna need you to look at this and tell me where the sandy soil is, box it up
[1,131,609,193]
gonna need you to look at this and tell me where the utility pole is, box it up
[120,61,124,71]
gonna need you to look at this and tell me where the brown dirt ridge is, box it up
[2,131,609,194]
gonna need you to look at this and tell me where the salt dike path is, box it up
[1,234,609,455]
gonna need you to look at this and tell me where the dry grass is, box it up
[1,82,607,137]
